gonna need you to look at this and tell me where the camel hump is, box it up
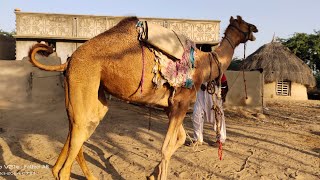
[136,21,195,60]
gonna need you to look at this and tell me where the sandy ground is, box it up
[0,98,319,180]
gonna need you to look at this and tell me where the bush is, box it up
[315,73,320,89]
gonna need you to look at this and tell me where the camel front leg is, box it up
[149,100,189,180]
[158,125,186,180]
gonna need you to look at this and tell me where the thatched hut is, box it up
[243,42,316,100]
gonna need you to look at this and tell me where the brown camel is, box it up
[28,15,258,180]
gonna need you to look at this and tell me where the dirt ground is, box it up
[0,98,319,180]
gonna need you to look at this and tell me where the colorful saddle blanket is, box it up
[151,41,195,88]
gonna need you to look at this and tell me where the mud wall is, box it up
[0,35,15,60]
[0,62,264,108]
[0,56,64,103]
[224,71,264,110]
[264,82,308,100]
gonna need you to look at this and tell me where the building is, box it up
[14,9,220,61]
[242,41,316,100]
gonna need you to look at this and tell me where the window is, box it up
[276,80,291,96]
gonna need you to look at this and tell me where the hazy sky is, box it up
[1,0,319,58]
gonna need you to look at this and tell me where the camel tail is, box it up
[28,43,68,72]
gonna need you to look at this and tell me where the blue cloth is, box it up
[185,78,193,88]
[190,47,195,68]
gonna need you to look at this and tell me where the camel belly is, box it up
[98,40,171,107]
[100,68,170,107]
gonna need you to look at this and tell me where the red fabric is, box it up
[218,140,223,160]
[221,74,227,83]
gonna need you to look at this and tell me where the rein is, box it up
[205,20,253,161]
[242,43,248,99]
[208,53,214,81]
[206,23,251,160]
[207,52,224,160]
[138,42,145,94]
[224,36,235,49]
[208,52,222,82]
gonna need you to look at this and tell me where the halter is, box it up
[230,25,249,43]
[224,22,254,48]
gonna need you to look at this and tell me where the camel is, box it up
[28,15,258,180]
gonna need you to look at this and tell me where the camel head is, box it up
[229,16,258,43]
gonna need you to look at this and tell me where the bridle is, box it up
[224,22,254,48]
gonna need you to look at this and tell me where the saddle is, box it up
[136,21,192,60]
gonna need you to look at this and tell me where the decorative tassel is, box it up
[218,140,223,160]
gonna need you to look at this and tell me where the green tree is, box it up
[0,29,15,37]
[279,31,320,73]
[228,57,243,71]
[279,31,320,88]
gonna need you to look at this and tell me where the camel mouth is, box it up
[249,32,256,41]
[249,26,258,41]
[252,28,258,33]
[251,25,258,33]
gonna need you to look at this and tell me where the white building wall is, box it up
[15,41,37,60]
[55,42,84,63]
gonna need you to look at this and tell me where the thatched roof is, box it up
[243,42,316,87]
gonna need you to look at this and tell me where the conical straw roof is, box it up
[243,42,316,87]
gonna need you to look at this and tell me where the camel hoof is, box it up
[147,175,155,180]
[87,176,98,180]
[52,167,60,180]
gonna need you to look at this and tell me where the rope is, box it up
[224,36,235,49]
[242,43,248,99]
[183,127,198,151]
[209,84,224,161]
[235,150,254,173]
[183,124,198,151]
[183,123,209,152]
[172,30,185,49]
[208,53,213,81]
[207,52,224,160]
[139,43,145,94]
[213,101,223,161]
[212,52,222,83]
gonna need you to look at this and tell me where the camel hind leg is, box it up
[54,74,108,180]
[52,132,70,178]
[53,138,99,180]
[75,86,109,180]
[75,146,98,180]
[52,78,72,178]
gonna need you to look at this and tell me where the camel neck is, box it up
[198,28,244,82]
[214,28,243,72]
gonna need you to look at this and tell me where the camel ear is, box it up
[229,16,235,23]
[237,16,243,22]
